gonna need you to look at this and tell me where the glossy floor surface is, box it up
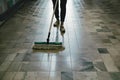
[0,0,120,80]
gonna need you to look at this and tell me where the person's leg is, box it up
[60,0,67,32]
[52,0,59,21]
[60,0,67,24]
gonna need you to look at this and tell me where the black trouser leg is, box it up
[60,0,67,22]
[52,0,59,21]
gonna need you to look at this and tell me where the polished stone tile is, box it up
[49,72,61,80]
[39,62,50,72]
[23,53,43,62]
[35,72,49,80]
[98,48,109,54]
[109,72,120,80]
[24,72,36,80]
[72,61,96,72]
[0,71,5,80]
[74,72,98,80]
[13,72,25,80]
[2,72,16,80]
[51,55,71,62]
[112,55,120,70]
[107,47,119,56]
[0,61,11,71]
[13,53,25,62]
[96,28,111,32]
[102,39,112,43]
[50,61,71,72]
[0,0,120,80]
[61,72,73,80]
[0,54,8,65]
[94,62,107,71]
[24,72,49,80]
[41,54,52,62]
[7,62,21,72]
[21,62,50,72]
[108,35,117,39]
[71,50,102,62]
[5,53,17,61]
[101,54,119,72]
[97,72,112,80]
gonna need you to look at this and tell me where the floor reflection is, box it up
[0,0,120,80]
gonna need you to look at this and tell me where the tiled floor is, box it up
[0,0,120,80]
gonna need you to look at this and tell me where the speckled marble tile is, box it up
[0,54,8,65]
[108,35,117,39]
[0,71,5,80]
[49,72,61,80]
[102,39,112,43]
[51,55,71,62]
[13,72,25,80]
[0,61,12,71]
[23,53,43,62]
[7,62,22,72]
[50,61,71,72]
[2,72,16,80]
[97,48,109,54]
[4,53,17,62]
[111,55,120,70]
[71,50,102,62]
[93,62,107,71]
[109,72,120,80]
[24,72,36,80]
[13,53,26,62]
[35,72,49,80]
[61,72,73,80]
[74,72,98,80]
[20,62,50,72]
[97,72,112,80]
[24,72,49,80]
[72,61,96,72]
[107,47,119,56]
[101,54,119,72]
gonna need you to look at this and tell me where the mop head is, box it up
[33,42,64,50]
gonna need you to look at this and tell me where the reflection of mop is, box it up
[33,0,64,50]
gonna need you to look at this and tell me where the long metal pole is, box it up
[47,0,59,43]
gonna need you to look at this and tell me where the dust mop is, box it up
[33,0,64,50]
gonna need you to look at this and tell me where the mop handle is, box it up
[47,0,59,43]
